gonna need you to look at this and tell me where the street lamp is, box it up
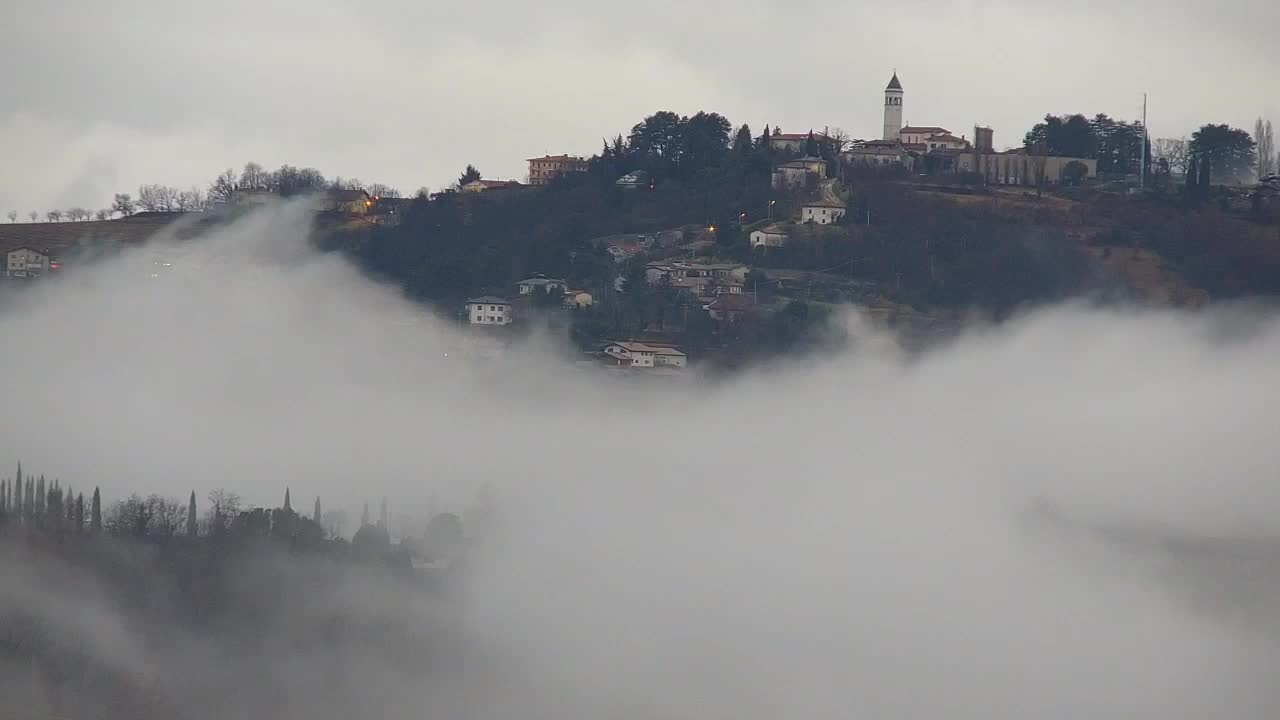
[767,200,776,220]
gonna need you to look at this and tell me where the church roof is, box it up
[886,72,902,91]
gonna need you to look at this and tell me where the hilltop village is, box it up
[4,73,1279,373]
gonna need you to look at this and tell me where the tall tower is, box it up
[883,71,904,142]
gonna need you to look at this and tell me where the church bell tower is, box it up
[883,71,904,142]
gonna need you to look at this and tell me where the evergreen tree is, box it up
[805,130,819,157]
[361,502,370,528]
[313,497,322,525]
[0,479,6,516]
[379,497,388,530]
[1198,155,1211,191]
[188,491,198,538]
[90,487,102,533]
[14,476,22,522]
[65,485,75,526]
[35,476,45,518]
[75,492,85,534]
[25,479,34,520]
[458,164,482,187]
[758,124,771,150]
[283,487,292,514]
[733,124,754,156]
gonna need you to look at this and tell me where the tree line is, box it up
[7,162,405,225]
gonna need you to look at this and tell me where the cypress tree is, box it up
[187,491,197,538]
[90,487,102,534]
[283,487,292,514]
[313,497,321,525]
[379,497,388,530]
[1,479,7,516]
[75,493,85,534]
[65,485,75,526]
[25,479,34,520]
[361,502,370,528]
[35,476,45,518]
[14,476,22,522]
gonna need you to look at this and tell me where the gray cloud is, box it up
[2,0,1277,211]
[1,204,1279,716]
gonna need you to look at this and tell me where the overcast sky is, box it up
[2,0,1278,212]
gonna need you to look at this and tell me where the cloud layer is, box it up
[2,204,1280,717]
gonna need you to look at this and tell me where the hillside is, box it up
[0,213,193,258]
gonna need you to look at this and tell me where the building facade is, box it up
[465,297,513,325]
[772,157,828,189]
[750,226,789,248]
[603,342,687,369]
[801,202,846,225]
[527,155,588,186]
[6,247,50,277]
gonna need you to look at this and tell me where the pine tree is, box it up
[187,491,197,538]
[35,476,45,518]
[361,502,370,528]
[90,487,102,533]
[65,485,75,527]
[25,479,34,520]
[75,493,85,534]
[0,480,7,516]
[379,497,388,530]
[283,487,292,514]
[313,497,321,525]
[13,476,22,522]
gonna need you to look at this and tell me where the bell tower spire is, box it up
[883,71,904,142]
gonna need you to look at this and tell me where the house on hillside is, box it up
[602,341,688,369]
[749,225,789,248]
[768,130,834,153]
[370,197,414,225]
[843,140,911,168]
[322,189,372,214]
[953,149,1097,186]
[465,297,513,326]
[645,261,749,285]
[527,155,588,185]
[706,294,753,323]
[517,277,567,295]
[772,157,827,189]
[615,170,652,191]
[461,179,522,193]
[5,247,52,277]
[801,200,846,225]
[563,290,594,308]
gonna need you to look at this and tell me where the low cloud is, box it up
[1,205,1279,717]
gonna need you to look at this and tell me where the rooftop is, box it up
[608,341,687,357]
[466,296,511,305]
[886,72,902,91]
[901,126,950,135]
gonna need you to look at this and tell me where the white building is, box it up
[6,247,51,277]
[801,201,846,225]
[465,296,513,325]
[516,277,567,295]
[603,342,688,369]
[750,225,790,248]
[883,72,904,141]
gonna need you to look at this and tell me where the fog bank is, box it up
[2,203,1279,718]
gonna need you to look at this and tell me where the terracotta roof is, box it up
[754,224,789,235]
[927,133,967,144]
[466,296,511,305]
[803,199,847,209]
[901,126,950,134]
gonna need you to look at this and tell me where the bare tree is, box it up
[6,210,16,223]
[27,211,37,222]
[137,184,180,212]
[1153,138,1187,176]
[95,209,110,221]
[146,495,185,538]
[239,162,270,190]
[46,210,62,222]
[366,183,401,199]
[208,168,238,204]
[106,494,153,537]
[111,193,135,217]
[203,488,242,534]
[176,187,206,212]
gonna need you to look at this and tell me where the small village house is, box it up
[527,154,588,186]
[322,189,372,215]
[6,247,51,277]
[563,290,594,308]
[602,341,688,369]
[801,200,846,225]
[516,277,568,295]
[772,157,828,190]
[750,225,790,248]
[461,179,522,193]
[465,296,513,325]
[706,294,753,323]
